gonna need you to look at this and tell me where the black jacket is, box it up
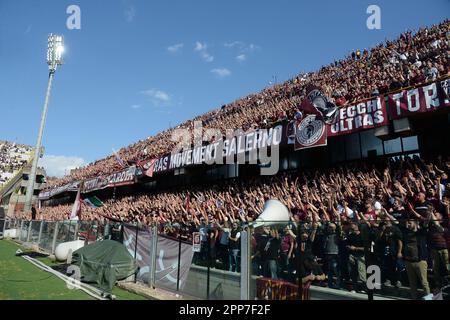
[402,227,428,262]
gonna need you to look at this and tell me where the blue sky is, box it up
[0,0,448,176]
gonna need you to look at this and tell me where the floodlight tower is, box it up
[24,34,64,213]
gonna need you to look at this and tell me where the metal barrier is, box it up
[117,221,243,300]
[0,218,105,254]
[120,219,449,301]
[39,221,56,253]
[2,217,448,300]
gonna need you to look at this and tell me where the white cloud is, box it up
[202,53,214,62]
[167,43,184,54]
[211,68,231,78]
[40,155,86,178]
[194,41,214,62]
[236,54,246,62]
[141,88,171,106]
[194,41,207,51]
[131,104,141,109]
[246,43,260,52]
[125,6,136,22]
[224,41,261,62]
[201,52,214,62]
[224,41,244,48]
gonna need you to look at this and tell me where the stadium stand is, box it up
[34,154,450,299]
[0,141,33,187]
[42,19,449,190]
[27,19,450,299]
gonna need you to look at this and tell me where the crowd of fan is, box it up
[43,20,450,190]
[31,19,450,299]
[32,154,450,299]
[0,141,32,186]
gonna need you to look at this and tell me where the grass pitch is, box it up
[0,240,146,300]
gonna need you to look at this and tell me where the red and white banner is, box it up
[328,96,388,137]
[138,158,158,177]
[388,79,450,120]
[123,225,194,290]
[294,115,328,150]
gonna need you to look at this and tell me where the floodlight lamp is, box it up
[47,33,64,71]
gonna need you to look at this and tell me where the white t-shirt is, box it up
[374,201,382,210]
[439,183,445,200]
[338,204,354,219]
[431,39,441,49]
[414,60,422,68]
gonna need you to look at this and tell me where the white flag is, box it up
[70,184,82,220]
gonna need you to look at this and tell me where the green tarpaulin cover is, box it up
[71,240,138,293]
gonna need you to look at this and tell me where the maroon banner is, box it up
[299,84,339,124]
[299,84,325,117]
[328,96,388,136]
[83,166,137,192]
[294,115,328,150]
[388,79,450,120]
[138,158,157,178]
[107,166,137,187]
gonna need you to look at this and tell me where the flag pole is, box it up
[79,181,84,221]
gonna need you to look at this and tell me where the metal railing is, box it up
[2,218,448,300]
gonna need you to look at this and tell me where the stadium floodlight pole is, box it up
[24,34,64,213]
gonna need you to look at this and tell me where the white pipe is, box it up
[21,255,107,300]
[24,256,106,300]
[26,256,106,299]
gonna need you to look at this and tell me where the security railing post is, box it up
[240,228,251,300]
[27,221,32,242]
[207,238,211,300]
[149,224,158,289]
[134,222,139,283]
[176,233,182,291]
[19,220,24,242]
[37,220,44,245]
[84,222,90,246]
[297,223,303,301]
[94,221,99,241]
[74,222,79,241]
[51,222,59,255]
[66,221,72,242]
[364,231,374,301]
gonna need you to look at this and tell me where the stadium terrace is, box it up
[1,18,449,302]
